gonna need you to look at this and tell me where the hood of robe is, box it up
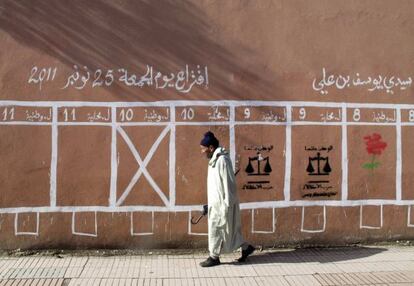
[208,146,228,167]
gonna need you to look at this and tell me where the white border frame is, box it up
[301,206,326,233]
[72,211,98,237]
[408,205,414,227]
[360,205,383,229]
[131,211,154,236]
[15,212,39,236]
[251,208,276,234]
[188,211,208,236]
[0,100,413,237]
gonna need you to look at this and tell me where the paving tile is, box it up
[401,271,414,281]
[374,271,412,283]
[224,277,258,286]
[335,261,402,273]
[327,273,350,285]
[0,246,412,285]
[284,275,322,286]
[0,279,64,286]
[2,280,12,286]
[392,262,414,271]
[254,265,285,276]
[254,276,290,286]
[280,264,318,275]
[314,274,333,285]
[319,271,413,285]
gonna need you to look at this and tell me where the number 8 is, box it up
[353,108,360,121]
[409,110,414,122]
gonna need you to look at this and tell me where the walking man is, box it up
[199,131,255,267]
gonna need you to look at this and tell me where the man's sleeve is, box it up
[217,156,235,208]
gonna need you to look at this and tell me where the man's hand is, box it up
[190,205,208,225]
[202,204,208,216]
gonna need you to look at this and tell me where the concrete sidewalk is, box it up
[0,245,413,285]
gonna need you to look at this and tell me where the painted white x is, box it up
[116,126,170,206]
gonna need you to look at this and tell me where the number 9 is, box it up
[244,108,250,119]
[299,108,306,120]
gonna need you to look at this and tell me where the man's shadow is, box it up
[223,246,387,265]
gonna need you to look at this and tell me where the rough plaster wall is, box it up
[0,0,413,249]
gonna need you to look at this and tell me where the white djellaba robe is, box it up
[207,146,245,257]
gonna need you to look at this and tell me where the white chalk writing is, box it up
[28,67,57,91]
[320,110,341,122]
[207,106,229,121]
[372,110,396,123]
[312,68,412,95]
[87,110,110,122]
[144,109,169,122]
[28,65,209,94]
[261,109,286,122]
[26,109,52,122]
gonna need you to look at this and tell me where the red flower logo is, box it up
[362,133,387,170]
[363,133,387,155]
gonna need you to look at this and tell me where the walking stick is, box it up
[190,205,208,225]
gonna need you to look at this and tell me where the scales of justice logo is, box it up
[306,152,332,176]
[241,145,274,190]
[303,145,336,198]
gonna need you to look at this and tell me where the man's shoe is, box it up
[199,256,220,267]
[237,245,255,262]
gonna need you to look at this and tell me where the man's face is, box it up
[200,145,215,159]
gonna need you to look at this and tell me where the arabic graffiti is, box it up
[304,145,333,153]
[28,65,209,94]
[302,145,337,198]
[302,192,337,198]
[372,110,396,123]
[207,106,229,121]
[238,107,287,122]
[293,107,342,122]
[244,145,274,152]
[362,133,387,170]
[312,68,412,95]
[25,109,52,122]
[241,145,274,190]
[0,106,53,122]
[260,109,286,122]
[144,109,169,122]
[320,110,341,122]
[84,110,110,122]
